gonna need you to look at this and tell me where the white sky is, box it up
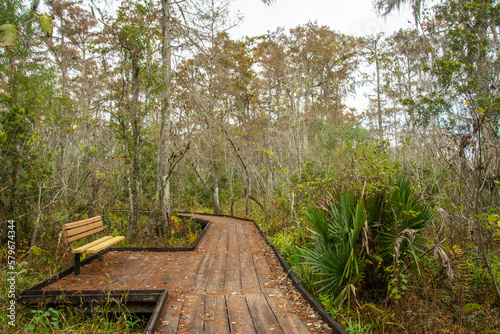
[228,0,416,113]
[229,0,414,39]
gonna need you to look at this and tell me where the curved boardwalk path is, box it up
[45,214,332,333]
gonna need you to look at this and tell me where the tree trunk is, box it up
[87,174,100,218]
[229,159,234,216]
[177,157,185,212]
[27,186,42,270]
[157,0,172,234]
[213,159,221,215]
[127,55,141,237]
[376,43,383,141]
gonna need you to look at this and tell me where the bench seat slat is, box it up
[63,221,103,239]
[65,226,104,244]
[72,236,114,253]
[86,236,125,253]
[62,216,102,230]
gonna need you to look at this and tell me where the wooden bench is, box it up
[62,216,125,276]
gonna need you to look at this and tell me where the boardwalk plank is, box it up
[204,295,230,334]
[205,253,227,294]
[227,222,238,251]
[226,294,256,334]
[157,295,184,334]
[246,293,284,334]
[240,252,261,293]
[267,295,311,334]
[178,294,204,334]
[190,254,214,292]
[236,223,249,249]
[202,224,220,252]
[218,228,229,252]
[253,253,278,293]
[224,252,241,294]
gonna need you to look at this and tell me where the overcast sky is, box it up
[227,0,415,112]
[228,0,414,39]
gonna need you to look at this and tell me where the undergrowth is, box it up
[266,178,500,334]
[0,300,147,333]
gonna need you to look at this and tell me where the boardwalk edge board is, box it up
[177,211,347,334]
[144,289,168,334]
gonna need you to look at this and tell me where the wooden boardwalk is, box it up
[44,214,332,333]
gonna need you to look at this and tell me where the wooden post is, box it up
[74,253,81,276]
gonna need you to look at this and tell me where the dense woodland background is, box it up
[1,0,500,332]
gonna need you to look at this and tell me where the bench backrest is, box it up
[62,216,104,244]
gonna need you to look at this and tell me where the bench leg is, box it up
[74,253,81,276]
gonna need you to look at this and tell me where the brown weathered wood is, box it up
[180,294,205,333]
[224,252,241,293]
[227,223,238,251]
[253,253,279,293]
[208,225,222,252]
[145,290,168,334]
[246,293,284,334]
[226,294,257,334]
[157,295,184,334]
[206,253,227,294]
[20,289,163,307]
[130,253,161,289]
[266,295,311,334]
[236,223,249,249]
[199,224,216,252]
[204,295,229,334]
[190,254,214,292]
[240,252,261,293]
[104,252,145,287]
[139,255,169,286]
[218,229,229,252]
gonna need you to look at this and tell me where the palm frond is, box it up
[303,207,329,241]
[375,0,423,22]
[351,199,367,246]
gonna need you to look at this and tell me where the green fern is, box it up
[464,303,489,315]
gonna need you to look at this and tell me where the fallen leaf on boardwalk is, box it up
[162,321,170,325]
